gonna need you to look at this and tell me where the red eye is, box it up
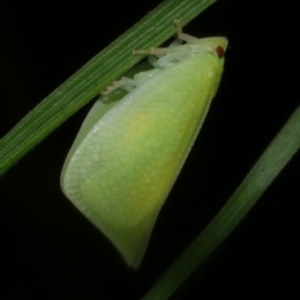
[215,46,224,58]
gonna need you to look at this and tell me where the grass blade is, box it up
[0,0,216,176]
[141,105,300,299]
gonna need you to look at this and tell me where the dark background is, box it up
[0,0,299,299]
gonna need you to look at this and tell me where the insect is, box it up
[61,21,228,269]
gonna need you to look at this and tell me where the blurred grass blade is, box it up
[142,105,300,299]
[0,0,217,177]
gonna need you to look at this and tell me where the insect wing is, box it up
[61,52,224,268]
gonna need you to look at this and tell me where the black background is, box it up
[0,0,299,299]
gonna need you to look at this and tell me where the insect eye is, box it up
[215,46,224,58]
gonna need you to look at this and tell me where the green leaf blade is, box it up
[141,106,300,299]
[0,0,217,176]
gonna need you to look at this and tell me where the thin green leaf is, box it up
[0,0,217,177]
[141,106,300,299]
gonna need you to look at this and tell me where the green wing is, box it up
[61,53,224,269]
